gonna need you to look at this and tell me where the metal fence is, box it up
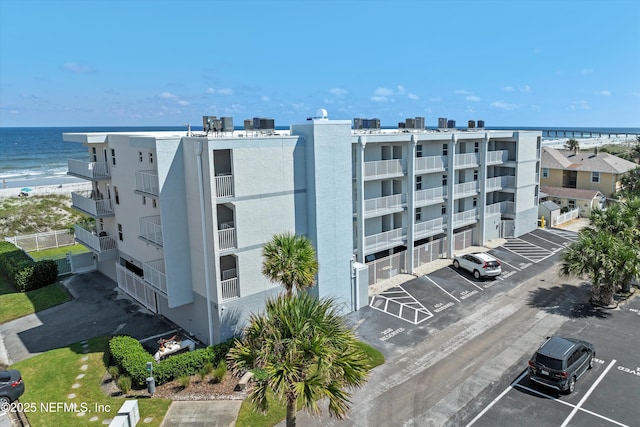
[553,208,580,226]
[5,230,76,252]
[413,238,447,269]
[368,252,407,286]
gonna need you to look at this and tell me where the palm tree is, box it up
[564,138,580,154]
[227,292,370,427]
[617,167,640,199]
[262,233,319,296]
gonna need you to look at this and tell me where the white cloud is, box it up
[206,88,216,94]
[570,100,590,110]
[490,101,521,110]
[63,62,94,74]
[502,86,514,92]
[466,96,481,102]
[217,88,234,95]
[374,87,394,96]
[455,89,472,95]
[519,85,531,93]
[329,87,348,96]
[396,85,405,94]
[159,92,178,99]
[632,92,640,97]
[593,90,611,96]
[371,96,388,103]
[429,97,442,102]
[178,100,190,106]
[408,93,418,100]
[581,69,594,75]
[260,96,270,101]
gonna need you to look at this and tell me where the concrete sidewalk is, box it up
[160,401,243,427]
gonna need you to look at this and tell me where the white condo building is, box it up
[64,114,541,345]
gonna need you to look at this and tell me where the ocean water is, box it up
[1,125,638,189]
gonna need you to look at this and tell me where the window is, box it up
[149,152,154,164]
[92,147,97,162]
[442,174,448,186]
[416,144,423,158]
[110,149,116,166]
[474,142,479,153]
[114,186,119,205]
[415,209,422,221]
[142,196,146,206]
[591,172,600,183]
[473,197,477,207]
[117,223,123,241]
[416,176,422,190]
[568,199,576,209]
[473,170,478,181]
[542,168,549,178]
[441,205,446,215]
[442,143,448,156]
[152,198,157,208]
[139,151,143,162]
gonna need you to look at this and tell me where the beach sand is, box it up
[0,181,91,200]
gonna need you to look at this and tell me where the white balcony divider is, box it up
[453,181,479,198]
[364,228,405,251]
[415,155,446,173]
[71,191,114,217]
[486,150,507,164]
[139,216,163,246]
[218,227,236,250]
[452,208,478,227]
[221,277,240,300]
[414,216,446,237]
[454,152,479,168]
[67,159,110,179]
[221,268,237,281]
[364,194,405,215]
[74,224,117,253]
[415,187,446,206]
[363,159,405,179]
[135,170,159,196]
[485,202,502,216]
[143,259,167,294]
[215,175,234,198]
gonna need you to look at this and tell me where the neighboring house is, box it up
[64,113,541,344]
[540,186,605,218]
[540,147,637,197]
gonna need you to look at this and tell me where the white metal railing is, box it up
[364,228,405,251]
[218,227,236,250]
[414,216,447,238]
[116,264,158,313]
[485,202,502,216]
[143,259,167,294]
[74,224,117,253]
[363,159,405,179]
[215,175,234,198]
[67,159,110,180]
[221,277,240,300]
[5,229,76,252]
[415,155,446,173]
[72,191,114,217]
[364,194,405,215]
[453,181,479,198]
[415,187,446,206]
[222,268,237,281]
[486,150,507,164]
[454,153,479,168]
[135,170,159,196]
[140,216,163,246]
[553,208,580,226]
[452,208,478,227]
[486,176,516,191]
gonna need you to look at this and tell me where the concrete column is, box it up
[356,136,366,263]
[478,134,489,245]
[406,135,417,273]
[446,134,456,258]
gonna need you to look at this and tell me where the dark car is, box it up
[528,336,595,393]
[0,370,25,406]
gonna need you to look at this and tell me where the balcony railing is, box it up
[67,159,110,180]
[486,150,507,165]
[452,208,478,228]
[363,159,405,180]
[415,155,446,173]
[218,223,236,250]
[364,228,406,252]
[454,153,479,168]
[140,216,163,246]
[215,175,234,198]
[74,224,117,254]
[221,277,240,301]
[415,187,446,207]
[135,170,159,196]
[143,259,167,294]
[71,191,114,217]
[364,194,405,216]
[414,216,447,239]
[453,181,479,199]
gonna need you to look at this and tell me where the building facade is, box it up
[65,115,541,344]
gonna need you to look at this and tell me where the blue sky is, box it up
[1,0,639,128]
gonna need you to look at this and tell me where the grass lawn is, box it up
[10,336,171,427]
[29,244,89,261]
[235,341,385,427]
[0,275,70,324]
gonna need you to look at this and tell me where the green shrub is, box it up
[117,376,132,394]
[0,242,57,291]
[178,375,191,389]
[107,366,119,379]
[211,360,227,383]
[108,336,154,387]
[199,362,213,381]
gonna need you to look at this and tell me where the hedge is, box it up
[0,241,58,291]
[108,335,234,387]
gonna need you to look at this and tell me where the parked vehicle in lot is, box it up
[452,252,501,279]
[0,369,25,406]
[528,336,595,393]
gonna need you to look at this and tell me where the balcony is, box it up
[486,150,507,165]
[71,191,114,218]
[74,224,117,255]
[414,216,447,239]
[415,187,446,207]
[218,223,236,251]
[454,153,479,168]
[220,268,240,301]
[363,159,405,180]
[453,181,479,199]
[67,159,110,180]
[143,259,167,294]
[215,175,234,198]
[139,216,163,247]
[415,155,446,174]
[364,228,406,252]
[135,170,159,196]
[364,194,405,217]
[452,208,478,228]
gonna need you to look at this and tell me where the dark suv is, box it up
[0,370,25,407]
[528,336,595,393]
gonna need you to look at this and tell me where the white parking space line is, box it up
[465,371,528,426]
[525,233,566,250]
[447,267,485,290]
[560,359,618,427]
[369,286,434,325]
[424,275,461,302]
[491,255,521,272]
